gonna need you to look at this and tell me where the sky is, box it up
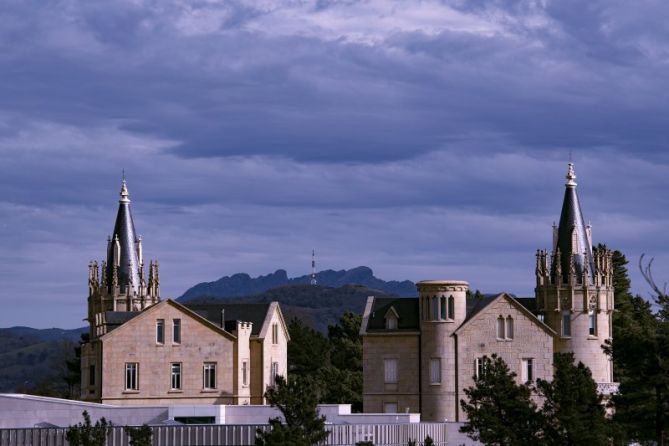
[1,0,668,328]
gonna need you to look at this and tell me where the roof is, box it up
[552,163,595,284]
[455,293,556,337]
[184,303,271,336]
[365,297,419,331]
[105,179,141,294]
[103,311,139,329]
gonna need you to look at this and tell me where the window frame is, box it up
[89,364,95,386]
[383,402,398,414]
[171,362,182,390]
[505,316,514,340]
[386,314,398,330]
[125,362,138,391]
[430,358,441,385]
[173,318,181,344]
[156,319,165,344]
[242,360,249,387]
[384,358,398,384]
[521,358,534,383]
[272,323,279,344]
[431,296,439,320]
[588,309,597,336]
[447,296,455,320]
[270,361,279,386]
[475,357,486,380]
[440,296,447,320]
[496,316,505,339]
[203,362,216,390]
[562,311,572,337]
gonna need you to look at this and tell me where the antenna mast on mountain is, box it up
[310,249,317,285]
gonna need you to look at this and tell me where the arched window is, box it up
[386,314,398,330]
[440,296,447,320]
[448,296,455,320]
[431,296,439,320]
[496,316,505,339]
[506,316,514,340]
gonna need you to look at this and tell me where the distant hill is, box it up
[0,326,86,393]
[186,283,400,333]
[178,266,416,302]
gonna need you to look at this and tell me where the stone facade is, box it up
[80,180,289,406]
[360,163,618,421]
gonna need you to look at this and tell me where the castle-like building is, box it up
[80,180,288,405]
[360,163,617,421]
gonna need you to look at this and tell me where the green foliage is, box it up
[65,410,112,446]
[407,440,416,446]
[126,424,152,446]
[536,353,609,446]
[422,435,434,446]
[460,354,542,445]
[255,375,330,446]
[287,311,363,411]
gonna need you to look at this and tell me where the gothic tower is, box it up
[535,163,615,392]
[86,178,161,339]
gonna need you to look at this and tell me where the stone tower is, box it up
[87,179,161,339]
[535,163,615,392]
[418,280,469,421]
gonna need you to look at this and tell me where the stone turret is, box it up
[418,280,469,421]
[87,179,161,339]
[535,164,616,394]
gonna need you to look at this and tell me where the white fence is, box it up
[0,423,448,446]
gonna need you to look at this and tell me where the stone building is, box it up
[360,163,618,421]
[81,180,288,405]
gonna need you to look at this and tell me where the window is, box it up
[173,319,181,344]
[448,296,455,319]
[440,297,447,319]
[475,357,486,379]
[506,316,514,340]
[242,360,248,386]
[537,313,545,323]
[89,365,95,386]
[125,363,138,390]
[562,311,571,337]
[171,363,182,390]
[496,316,505,339]
[156,319,165,344]
[270,361,279,386]
[272,323,279,344]
[203,363,216,389]
[589,310,597,336]
[384,358,398,384]
[431,296,439,320]
[386,314,398,329]
[383,402,398,413]
[521,358,534,383]
[430,358,441,384]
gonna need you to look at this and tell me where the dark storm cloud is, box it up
[0,0,668,327]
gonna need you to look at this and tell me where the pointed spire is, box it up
[106,176,140,295]
[551,163,594,284]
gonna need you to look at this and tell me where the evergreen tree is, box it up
[65,411,111,446]
[287,318,329,378]
[537,353,608,446]
[459,354,542,445]
[324,311,363,411]
[255,375,329,446]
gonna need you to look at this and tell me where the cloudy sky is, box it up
[1,0,668,328]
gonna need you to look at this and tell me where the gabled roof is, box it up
[364,297,419,332]
[184,303,271,336]
[100,299,237,342]
[455,293,556,337]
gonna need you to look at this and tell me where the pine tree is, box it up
[459,354,542,445]
[537,353,609,446]
[255,375,330,446]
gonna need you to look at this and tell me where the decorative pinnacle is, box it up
[565,163,577,187]
[120,177,130,203]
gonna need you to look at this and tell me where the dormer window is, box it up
[385,306,399,330]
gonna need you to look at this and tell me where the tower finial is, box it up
[565,163,577,187]
[310,249,317,286]
[120,174,130,203]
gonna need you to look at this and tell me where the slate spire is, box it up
[105,178,141,294]
[552,163,594,284]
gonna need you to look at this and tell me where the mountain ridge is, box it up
[177,265,416,302]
